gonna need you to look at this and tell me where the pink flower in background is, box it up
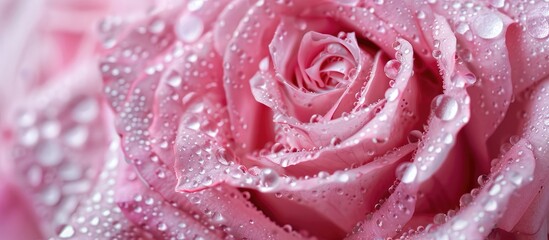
[1,0,548,239]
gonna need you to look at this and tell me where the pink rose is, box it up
[1,0,549,239]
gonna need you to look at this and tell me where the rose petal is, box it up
[346,20,471,238]
[0,178,42,240]
[500,0,549,94]
[430,0,515,176]
[409,139,536,239]
[486,77,549,235]
[267,51,386,150]
[6,64,108,237]
[263,39,427,176]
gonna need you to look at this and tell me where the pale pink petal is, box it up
[486,77,549,236]
[410,139,536,239]
[0,178,42,240]
[499,0,549,94]
[430,0,515,176]
[5,65,108,238]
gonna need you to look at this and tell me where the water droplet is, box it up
[330,137,341,146]
[187,0,204,11]
[526,10,549,39]
[37,141,63,166]
[384,88,399,102]
[392,41,401,50]
[384,60,401,79]
[41,121,61,139]
[459,193,473,207]
[213,212,225,223]
[489,0,505,8]
[18,111,36,127]
[41,185,61,206]
[431,95,459,121]
[72,98,99,123]
[259,168,279,190]
[488,183,501,196]
[167,71,182,87]
[416,10,426,19]
[455,22,470,35]
[451,219,468,231]
[432,49,442,59]
[338,173,350,182]
[407,130,422,143]
[472,13,503,39]
[508,171,523,186]
[63,126,88,148]
[483,199,498,211]
[20,127,39,146]
[443,133,454,144]
[399,163,418,184]
[157,222,168,231]
[176,14,203,43]
[58,225,75,238]
[149,19,165,33]
[259,57,270,71]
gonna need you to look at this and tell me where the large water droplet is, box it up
[41,185,61,206]
[488,183,501,196]
[58,225,75,238]
[526,11,549,39]
[187,0,204,11]
[41,121,61,139]
[148,19,165,34]
[167,71,182,87]
[431,95,459,121]
[489,0,505,8]
[259,168,279,190]
[176,14,203,43]
[384,88,399,102]
[399,163,418,184]
[384,60,401,79]
[451,219,468,231]
[472,13,503,39]
[63,126,88,148]
[484,199,498,211]
[37,141,63,166]
[72,98,99,123]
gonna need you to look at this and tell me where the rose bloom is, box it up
[1,0,549,239]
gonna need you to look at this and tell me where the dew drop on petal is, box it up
[401,163,417,183]
[148,20,165,33]
[187,0,204,11]
[330,137,341,146]
[526,11,549,39]
[488,183,501,196]
[259,57,270,71]
[259,168,279,190]
[431,95,459,121]
[72,98,99,123]
[484,199,498,212]
[407,130,422,143]
[451,219,468,231]
[384,88,399,102]
[167,71,183,88]
[176,14,203,43]
[472,13,503,39]
[37,141,63,166]
[58,225,75,238]
[384,60,401,79]
[489,0,505,8]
